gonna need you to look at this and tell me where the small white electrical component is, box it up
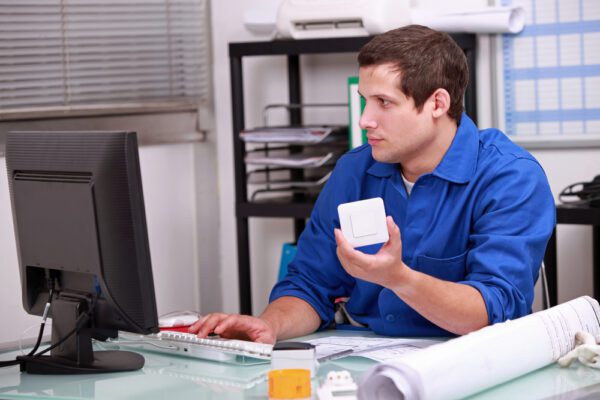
[338,197,389,247]
[317,370,358,400]
[270,342,318,378]
[558,331,600,369]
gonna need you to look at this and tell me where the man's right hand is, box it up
[188,313,277,344]
[188,297,321,344]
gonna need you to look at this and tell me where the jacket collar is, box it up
[366,113,479,184]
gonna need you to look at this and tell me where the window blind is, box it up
[0,0,211,118]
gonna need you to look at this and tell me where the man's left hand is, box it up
[334,216,407,289]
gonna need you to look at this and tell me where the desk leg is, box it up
[594,226,600,301]
[544,228,558,307]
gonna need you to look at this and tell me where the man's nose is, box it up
[359,108,377,130]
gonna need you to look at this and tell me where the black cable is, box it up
[27,287,54,357]
[34,312,91,357]
[0,292,96,369]
[0,314,87,369]
[0,281,55,369]
[0,359,22,367]
[31,293,97,358]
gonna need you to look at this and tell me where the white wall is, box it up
[211,0,598,317]
[0,161,40,343]
[138,144,202,315]
[0,143,210,344]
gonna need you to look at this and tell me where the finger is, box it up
[188,313,211,333]
[196,313,227,338]
[386,216,400,238]
[382,216,402,251]
[335,228,355,255]
[346,247,374,266]
[213,315,244,336]
[334,229,352,263]
[334,228,345,247]
[337,238,373,269]
[215,315,271,342]
[386,216,402,240]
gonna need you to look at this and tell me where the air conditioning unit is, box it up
[276,0,411,39]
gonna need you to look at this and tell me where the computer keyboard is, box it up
[114,331,273,364]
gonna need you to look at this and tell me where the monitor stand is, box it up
[17,297,145,374]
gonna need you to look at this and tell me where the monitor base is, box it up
[17,350,144,375]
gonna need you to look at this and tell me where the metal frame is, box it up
[229,35,478,315]
[543,205,600,307]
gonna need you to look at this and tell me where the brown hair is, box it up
[357,25,468,122]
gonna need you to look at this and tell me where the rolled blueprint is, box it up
[410,6,525,34]
[358,296,600,400]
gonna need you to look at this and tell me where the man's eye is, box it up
[379,98,390,107]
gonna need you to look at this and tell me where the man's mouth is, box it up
[367,135,383,145]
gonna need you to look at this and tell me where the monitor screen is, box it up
[5,131,159,374]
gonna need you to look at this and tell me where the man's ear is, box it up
[430,88,451,119]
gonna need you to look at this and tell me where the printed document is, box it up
[244,152,333,168]
[303,336,442,363]
[358,296,600,400]
[240,126,339,144]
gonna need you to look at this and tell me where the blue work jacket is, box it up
[270,114,556,336]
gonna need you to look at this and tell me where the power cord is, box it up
[32,293,97,359]
[0,357,21,368]
[27,287,54,356]
[33,311,92,357]
[0,291,97,369]
[0,287,54,369]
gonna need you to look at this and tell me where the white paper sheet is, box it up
[411,6,525,34]
[240,126,338,144]
[304,336,441,362]
[358,296,600,400]
[244,152,333,168]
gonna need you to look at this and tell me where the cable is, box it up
[26,288,54,356]
[0,359,21,368]
[0,282,55,369]
[33,294,97,358]
[0,292,96,369]
[18,324,40,355]
[0,314,89,369]
[33,311,91,357]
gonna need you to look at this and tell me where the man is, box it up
[189,25,556,343]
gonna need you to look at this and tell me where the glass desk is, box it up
[1,330,599,400]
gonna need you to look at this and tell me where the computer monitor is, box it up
[5,131,159,374]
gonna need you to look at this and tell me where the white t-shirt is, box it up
[401,173,415,196]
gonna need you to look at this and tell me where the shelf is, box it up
[557,204,600,225]
[229,35,476,57]
[237,199,314,219]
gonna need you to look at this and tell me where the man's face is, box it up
[358,63,435,164]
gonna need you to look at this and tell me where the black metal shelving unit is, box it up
[229,35,478,315]
[543,205,600,307]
